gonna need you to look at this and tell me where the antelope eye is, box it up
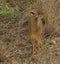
[30,12,35,15]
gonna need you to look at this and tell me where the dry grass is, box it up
[0,0,60,64]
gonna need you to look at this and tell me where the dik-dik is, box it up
[28,9,43,58]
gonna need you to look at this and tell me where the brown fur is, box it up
[28,9,42,58]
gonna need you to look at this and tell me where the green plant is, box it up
[0,3,20,18]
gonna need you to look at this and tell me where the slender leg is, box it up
[36,30,42,50]
[30,39,35,58]
[37,38,42,50]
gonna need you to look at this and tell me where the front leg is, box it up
[30,39,35,58]
[36,30,42,50]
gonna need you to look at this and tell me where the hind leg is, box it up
[37,38,42,50]
[36,30,42,50]
[30,39,35,58]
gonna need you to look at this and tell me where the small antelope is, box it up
[28,8,43,58]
